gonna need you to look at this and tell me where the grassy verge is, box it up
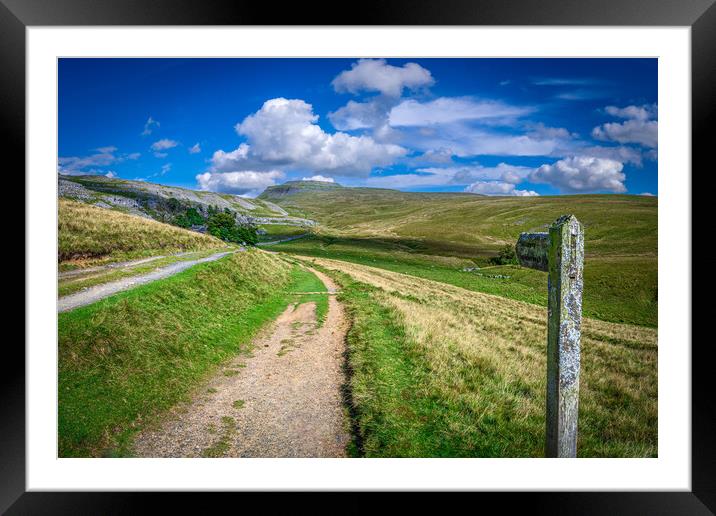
[271,235,656,327]
[59,199,222,269]
[311,258,657,458]
[285,264,329,327]
[58,250,324,457]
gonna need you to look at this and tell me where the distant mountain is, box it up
[59,175,315,229]
[258,180,485,224]
[259,180,344,200]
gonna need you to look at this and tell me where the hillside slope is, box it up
[59,198,224,268]
[261,183,657,327]
[260,184,655,257]
[311,257,657,457]
[60,175,315,228]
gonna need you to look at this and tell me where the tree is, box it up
[166,197,181,212]
[207,212,258,245]
[172,207,205,228]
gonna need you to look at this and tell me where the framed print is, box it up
[4,0,714,512]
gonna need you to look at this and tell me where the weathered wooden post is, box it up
[516,215,584,458]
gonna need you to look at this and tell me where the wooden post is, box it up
[515,215,584,458]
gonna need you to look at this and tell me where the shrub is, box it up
[166,197,181,212]
[489,244,518,266]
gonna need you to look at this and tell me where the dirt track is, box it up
[132,267,349,458]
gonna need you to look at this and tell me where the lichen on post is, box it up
[545,214,584,458]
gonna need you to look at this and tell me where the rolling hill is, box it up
[59,198,225,268]
[260,181,658,327]
[60,175,315,228]
[259,181,655,257]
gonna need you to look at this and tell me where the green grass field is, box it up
[58,250,326,457]
[270,235,656,327]
[308,258,657,458]
[285,262,328,326]
[257,224,310,242]
[57,181,658,458]
[260,187,656,258]
[262,187,657,327]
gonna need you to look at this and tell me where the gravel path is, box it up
[57,251,234,313]
[257,233,308,246]
[58,251,197,279]
[132,267,349,458]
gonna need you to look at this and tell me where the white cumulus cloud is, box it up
[592,119,658,148]
[210,144,251,171]
[592,104,658,148]
[302,175,335,183]
[605,104,657,121]
[465,181,539,197]
[329,99,392,131]
[411,128,563,158]
[151,139,179,151]
[216,98,405,176]
[577,145,646,166]
[196,170,285,197]
[418,163,532,185]
[366,173,452,189]
[58,147,138,175]
[332,59,434,97]
[188,143,201,154]
[529,156,626,193]
[365,163,532,190]
[526,123,576,140]
[389,97,531,127]
[141,116,160,136]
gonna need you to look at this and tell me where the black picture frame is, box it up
[4,0,712,512]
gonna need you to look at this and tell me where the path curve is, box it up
[132,267,349,458]
[57,251,235,313]
[256,233,308,247]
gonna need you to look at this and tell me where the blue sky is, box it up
[58,58,657,197]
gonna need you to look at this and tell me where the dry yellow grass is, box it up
[59,199,223,267]
[307,256,657,457]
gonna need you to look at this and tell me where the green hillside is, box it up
[59,199,225,269]
[260,179,343,199]
[59,175,315,232]
[58,250,324,456]
[260,184,658,327]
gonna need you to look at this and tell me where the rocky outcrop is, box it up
[58,175,317,229]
